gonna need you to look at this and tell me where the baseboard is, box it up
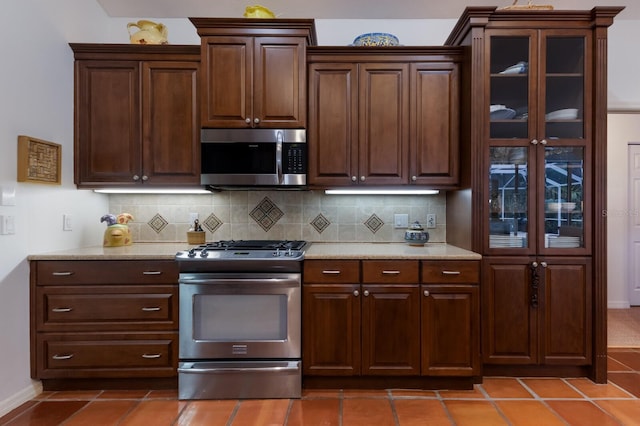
[608,301,631,309]
[0,381,42,418]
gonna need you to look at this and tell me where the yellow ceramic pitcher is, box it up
[127,20,168,45]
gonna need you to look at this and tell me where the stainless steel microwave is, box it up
[200,129,307,188]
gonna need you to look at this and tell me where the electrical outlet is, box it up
[63,214,72,231]
[426,214,436,228]
[189,212,199,224]
[394,213,409,228]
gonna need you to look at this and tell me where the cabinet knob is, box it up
[363,290,370,296]
[254,118,260,124]
[540,139,548,145]
[531,139,538,145]
[412,176,417,181]
[351,176,357,182]
[540,261,548,268]
[133,175,140,181]
[424,290,430,297]
[353,290,359,297]
[532,261,539,268]
[360,176,366,182]
[245,118,251,124]
[142,175,148,181]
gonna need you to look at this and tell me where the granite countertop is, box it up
[304,242,480,260]
[28,242,480,261]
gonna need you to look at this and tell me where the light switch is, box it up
[394,213,409,228]
[0,185,16,206]
[0,215,15,235]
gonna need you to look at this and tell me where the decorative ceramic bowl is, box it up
[352,32,399,47]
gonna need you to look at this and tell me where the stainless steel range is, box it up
[175,240,308,400]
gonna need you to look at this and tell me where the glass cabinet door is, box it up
[543,35,586,141]
[542,146,585,249]
[488,146,531,250]
[489,34,533,140]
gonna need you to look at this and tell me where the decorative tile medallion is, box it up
[203,213,223,233]
[364,213,384,234]
[310,213,331,234]
[148,213,168,234]
[250,197,284,232]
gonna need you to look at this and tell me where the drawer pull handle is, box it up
[51,307,73,313]
[142,271,162,275]
[382,270,400,275]
[51,271,73,276]
[442,270,461,275]
[142,353,162,359]
[141,307,161,312]
[322,270,341,275]
[52,354,74,360]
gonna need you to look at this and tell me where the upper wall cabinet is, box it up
[307,48,462,188]
[190,18,317,129]
[71,44,200,188]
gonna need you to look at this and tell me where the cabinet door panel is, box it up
[540,258,592,365]
[359,64,409,185]
[483,257,537,364]
[361,284,420,375]
[142,61,200,184]
[422,285,479,376]
[302,284,361,376]
[255,37,306,126]
[307,63,358,186]
[75,61,140,185]
[411,63,460,186]
[201,36,252,127]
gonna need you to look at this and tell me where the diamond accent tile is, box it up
[364,214,384,234]
[250,197,284,232]
[310,213,331,234]
[148,213,168,234]
[203,213,223,233]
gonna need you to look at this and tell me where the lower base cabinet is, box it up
[302,259,480,387]
[30,260,179,388]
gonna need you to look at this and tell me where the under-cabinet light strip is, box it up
[324,189,439,195]
[94,189,211,194]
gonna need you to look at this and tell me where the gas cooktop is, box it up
[195,240,308,251]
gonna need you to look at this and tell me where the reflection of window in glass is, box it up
[489,147,528,241]
[544,147,584,247]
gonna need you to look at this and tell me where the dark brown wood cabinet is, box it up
[421,260,480,377]
[190,18,316,129]
[303,258,479,386]
[307,48,462,188]
[71,44,200,188]
[445,7,621,382]
[30,260,179,389]
[483,256,592,366]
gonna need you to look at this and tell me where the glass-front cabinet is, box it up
[486,29,590,254]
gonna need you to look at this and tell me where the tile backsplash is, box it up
[108,190,446,243]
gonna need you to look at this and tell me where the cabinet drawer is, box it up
[304,260,360,283]
[362,260,419,283]
[35,260,179,285]
[421,261,480,283]
[36,285,178,331]
[36,332,177,379]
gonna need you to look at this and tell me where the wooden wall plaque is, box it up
[17,135,61,185]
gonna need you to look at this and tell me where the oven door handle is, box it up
[179,277,296,286]
[178,364,299,374]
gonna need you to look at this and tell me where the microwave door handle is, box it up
[276,131,283,184]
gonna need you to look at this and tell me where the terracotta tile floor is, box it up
[2,349,639,425]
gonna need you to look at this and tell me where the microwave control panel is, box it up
[284,143,307,174]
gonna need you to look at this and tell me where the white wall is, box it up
[0,0,111,416]
[0,2,638,415]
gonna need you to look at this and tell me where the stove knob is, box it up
[200,249,209,258]
[287,248,293,257]
[187,248,197,258]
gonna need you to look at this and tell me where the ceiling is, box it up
[96,0,634,20]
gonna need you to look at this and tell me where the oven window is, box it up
[193,294,287,341]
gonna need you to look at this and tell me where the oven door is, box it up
[179,272,301,360]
